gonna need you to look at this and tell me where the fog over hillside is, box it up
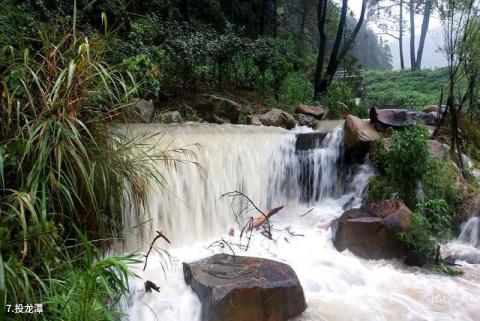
[389,26,448,70]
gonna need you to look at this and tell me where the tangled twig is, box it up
[143,230,171,271]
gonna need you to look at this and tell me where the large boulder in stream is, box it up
[294,113,317,128]
[195,94,243,124]
[295,105,327,120]
[183,253,307,321]
[343,114,380,161]
[370,107,437,132]
[258,109,297,129]
[332,200,412,259]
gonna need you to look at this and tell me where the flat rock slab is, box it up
[183,254,307,321]
[295,132,328,151]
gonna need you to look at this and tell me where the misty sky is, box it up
[348,0,447,69]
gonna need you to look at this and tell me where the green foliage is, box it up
[0,24,192,320]
[121,54,161,98]
[417,199,454,240]
[387,123,430,203]
[364,69,449,109]
[422,160,462,211]
[317,81,369,118]
[277,71,314,108]
[367,176,397,202]
[369,126,461,264]
[398,199,454,261]
[398,212,437,258]
[369,123,430,207]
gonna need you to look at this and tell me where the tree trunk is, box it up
[300,3,307,34]
[314,0,367,98]
[409,0,416,69]
[415,0,432,69]
[180,0,189,22]
[273,0,278,38]
[399,0,405,70]
[259,0,267,35]
[313,0,328,100]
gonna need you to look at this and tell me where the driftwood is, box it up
[251,205,285,229]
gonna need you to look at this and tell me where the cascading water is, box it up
[121,123,480,321]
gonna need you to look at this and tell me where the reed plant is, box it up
[0,21,191,320]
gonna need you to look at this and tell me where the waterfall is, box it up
[120,123,367,251]
[458,217,480,248]
[121,123,480,321]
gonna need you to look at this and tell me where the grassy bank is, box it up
[363,69,449,109]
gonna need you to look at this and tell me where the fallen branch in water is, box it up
[143,230,171,271]
[252,205,285,229]
[207,237,237,255]
[300,208,314,217]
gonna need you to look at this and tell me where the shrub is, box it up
[0,25,191,320]
[387,123,430,204]
[398,212,437,258]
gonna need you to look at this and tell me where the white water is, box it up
[121,123,480,321]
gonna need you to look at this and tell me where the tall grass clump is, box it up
[0,22,190,320]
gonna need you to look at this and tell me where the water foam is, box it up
[120,123,480,321]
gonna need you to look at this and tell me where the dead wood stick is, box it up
[252,205,284,229]
[143,231,171,271]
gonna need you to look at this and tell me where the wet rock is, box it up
[247,115,263,126]
[259,109,297,130]
[294,113,317,128]
[427,140,449,160]
[195,94,243,124]
[442,243,480,265]
[370,107,437,132]
[131,98,155,123]
[295,132,328,151]
[183,254,307,321]
[332,200,412,259]
[343,114,380,161]
[423,105,446,115]
[404,250,428,267]
[159,111,184,123]
[295,105,327,120]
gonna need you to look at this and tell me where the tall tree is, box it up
[415,0,432,69]
[314,0,368,100]
[409,0,417,68]
[399,0,405,69]
[408,0,434,70]
[436,0,480,174]
[370,0,408,69]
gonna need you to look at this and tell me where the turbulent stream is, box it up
[119,123,480,321]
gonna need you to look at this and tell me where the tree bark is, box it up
[314,0,367,99]
[259,0,267,35]
[409,0,416,69]
[415,0,432,69]
[399,0,405,70]
[313,0,328,100]
[300,1,307,34]
[273,0,278,38]
[180,0,189,22]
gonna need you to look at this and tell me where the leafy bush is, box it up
[398,212,437,258]
[0,25,190,320]
[369,123,430,207]
[387,123,430,204]
[318,81,368,118]
[121,54,162,98]
[368,125,461,264]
